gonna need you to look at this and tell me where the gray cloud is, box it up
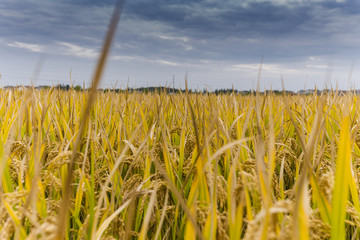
[0,0,114,44]
[0,0,359,90]
[100,0,360,74]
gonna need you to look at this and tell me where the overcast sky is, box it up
[1,0,360,90]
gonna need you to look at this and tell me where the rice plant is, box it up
[0,87,360,239]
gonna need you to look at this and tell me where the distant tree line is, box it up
[55,84,83,91]
[4,85,353,95]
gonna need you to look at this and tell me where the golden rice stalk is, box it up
[138,186,157,240]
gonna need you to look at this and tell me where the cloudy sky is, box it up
[1,0,360,90]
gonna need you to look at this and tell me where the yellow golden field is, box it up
[0,88,359,239]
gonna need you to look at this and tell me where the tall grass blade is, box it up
[331,115,351,240]
[55,1,124,239]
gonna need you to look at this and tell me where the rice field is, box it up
[0,88,359,239]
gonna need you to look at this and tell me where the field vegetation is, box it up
[0,88,359,239]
